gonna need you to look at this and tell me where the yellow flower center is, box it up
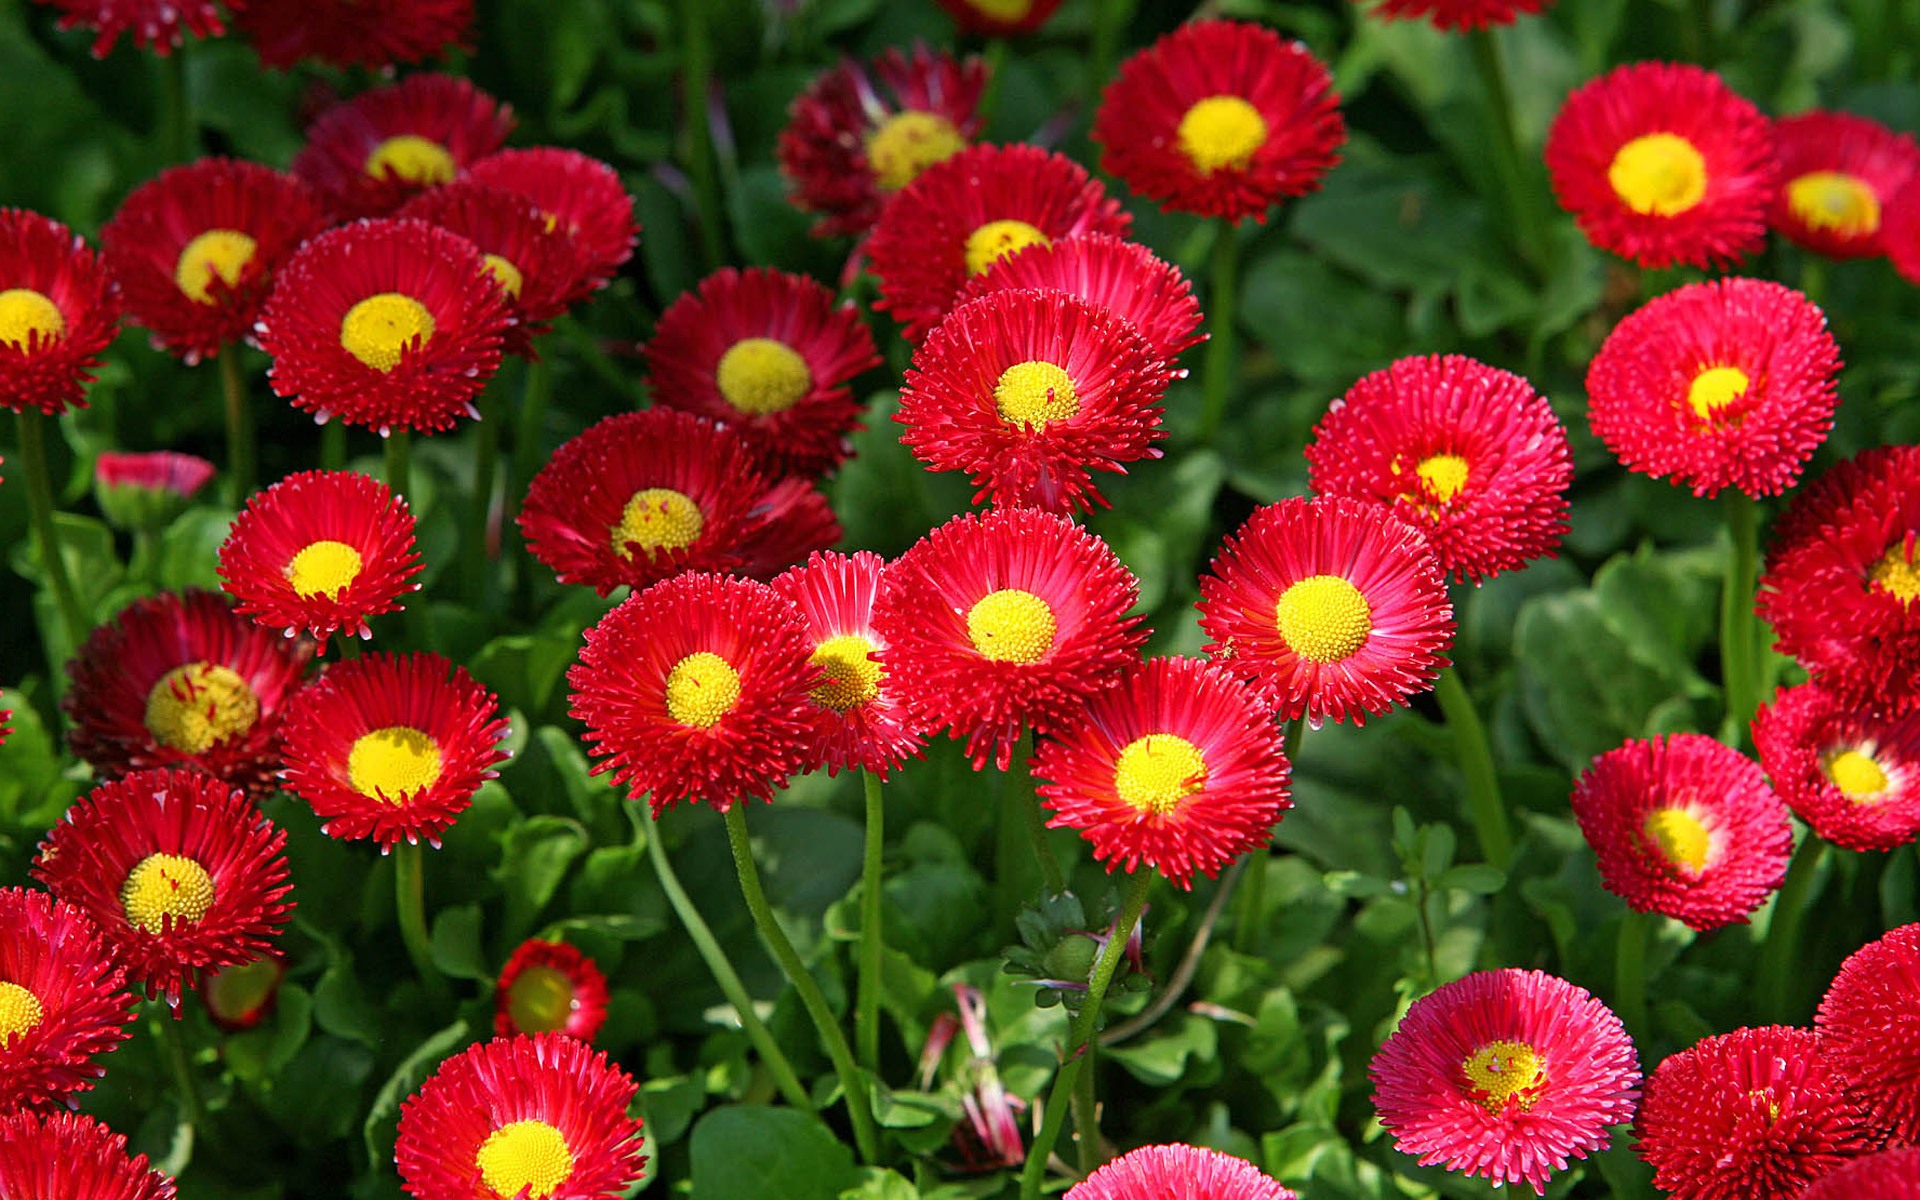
[715,337,813,416]
[966,588,1056,664]
[1177,95,1268,174]
[364,134,457,186]
[347,725,443,802]
[664,651,741,728]
[994,360,1078,428]
[966,0,1035,16]
[482,253,525,300]
[963,219,1049,276]
[1274,575,1372,664]
[286,539,364,599]
[475,1119,575,1200]
[1608,132,1708,216]
[809,633,882,712]
[145,661,261,753]
[1872,540,1920,602]
[612,488,704,558]
[1787,171,1881,239]
[1416,454,1471,505]
[1113,734,1208,816]
[1825,747,1890,802]
[339,292,435,373]
[1461,1039,1547,1114]
[1686,366,1750,421]
[0,981,44,1045]
[174,229,259,304]
[504,964,575,1033]
[0,288,65,350]
[1644,806,1712,876]
[866,110,968,192]
[122,852,217,933]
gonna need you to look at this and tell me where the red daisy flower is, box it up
[94,450,216,532]
[931,0,1064,36]
[34,768,294,1007]
[1769,111,1920,259]
[519,408,838,597]
[1759,445,1920,712]
[292,75,512,219]
[238,0,473,71]
[954,234,1205,368]
[1544,62,1777,269]
[218,469,422,642]
[1885,177,1920,284]
[568,571,818,813]
[399,181,590,356]
[1196,495,1454,726]
[1350,0,1549,31]
[1586,277,1839,499]
[1306,355,1573,584]
[871,507,1147,770]
[0,208,119,416]
[1752,681,1920,852]
[0,1110,175,1200]
[200,956,284,1031]
[898,288,1170,514]
[493,939,609,1042]
[1570,733,1792,931]
[866,143,1131,344]
[1370,969,1641,1196]
[0,887,137,1113]
[1066,1145,1297,1200]
[769,550,928,779]
[1800,1148,1920,1200]
[257,218,508,435]
[63,588,314,799]
[778,44,989,240]
[1032,656,1291,888]
[643,267,881,478]
[1815,923,1920,1145]
[31,0,226,57]
[464,148,637,293]
[101,159,328,365]
[1093,19,1346,223]
[1634,1025,1875,1200]
[279,651,510,851]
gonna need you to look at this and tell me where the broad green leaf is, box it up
[688,1106,858,1200]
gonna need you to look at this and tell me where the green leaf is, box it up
[361,1020,472,1165]
[493,815,591,943]
[689,1106,859,1200]
[1438,865,1507,895]
[429,904,491,981]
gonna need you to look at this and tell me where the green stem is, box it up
[724,804,879,1164]
[680,0,726,270]
[16,408,87,649]
[1086,0,1134,109]
[1018,745,1067,898]
[218,345,253,508]
[1687,0,1716,64]
[856,769,886,1074]
[1468,28,1546,269]
[465,381,504,602]
[1197,221,1240,444]
[977,39,1010,127]
[1237,719,1304,952]
[509,355,551,525]
[1759,837,1827,1021]
[154,1003,205,1130]
[155,47,192,163]
[1614,909,1649,1040]
[320,421,346,471]
[1434,667,1513,870]
[130,529,158,586]
[1018,869,1154,1200]
[384,429,412,505]
[393,841,450,1008]
[1720,490,1760,745]
[1072,1031,1101,1173]
[641,808,814,1113]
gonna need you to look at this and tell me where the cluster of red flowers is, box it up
[32,0,472,66]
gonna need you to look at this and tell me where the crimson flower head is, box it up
[897,288,1171,514]
[258,218,509,435]
[279,652,511,851]
[872,507,1147,770]
[1770,111,1920,259]
[1066,1145,1297,1200]
[32,0,225,56]
[866,143,1131,343]
[1815,923,1920,1145]
[399,181,592,356]
[955,234,1204,369]
[779,44,988,240]
[1886,178,1920,284]
[395,1033,646,1200]
[0,887,136,1114]
[644,267,881,478]
[1634,1025,1875,1200]
[465,148,637,294]
[0,208,119,416]
[1307,355,1572,584]
[1371,969,1641,1195]
[94,450,216,532]
[1586,278,1839,499]
[34,768,294,1008]
[1033,656,1291,888]
[494,939,609,1043]
[932,0,1064,36]
[219,469,423,642]
[1349,0,1549,31]
[1752,680,1920,852]
[0,1110,175,1200]
[201,957,285,1031]
[1197,495,1453,726]
[1545,62,1776,269]
[63,588,314,799]
[569,572,819,813]
[1094,19,1346,223]
[1800,1149,1920,1200]
[238,0,473,72]
[292,75,512,219]
[1570,733,1792,931]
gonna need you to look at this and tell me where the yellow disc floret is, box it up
[145,662,261,754]
[966,588,1056,663]
[175,229,259,304]
[340,292,436,373]
[994,360,1078,429]
[716,337,813,416]
[505,965,576,1033]
[664,651,742,728]
[1461,1039,1547,1114]
[1686,366,1750,421]
[1113,734,1208,815]
[0,288,65,350]
[1608,133,1709,216]
[867,110,967,192]
[122,853,217,933]
[1786,171,1881,240]
[1274,575,1372,664]
[1177,95,1269,174]
[1644,806,1712,876]
[364,135,457,186]
[1415,454,1471,506]
[347,725,443,802]
[1825,747,1891,801]
[612,488,704,558]
[809,633,882,712]
[963,219,1049,276]
[475,1119,575,1200]
[0,981,44,1045]
[481,253,525,300]
[286,539,364,599]
[1872,540,1920,603]
[967,0,1035,17]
